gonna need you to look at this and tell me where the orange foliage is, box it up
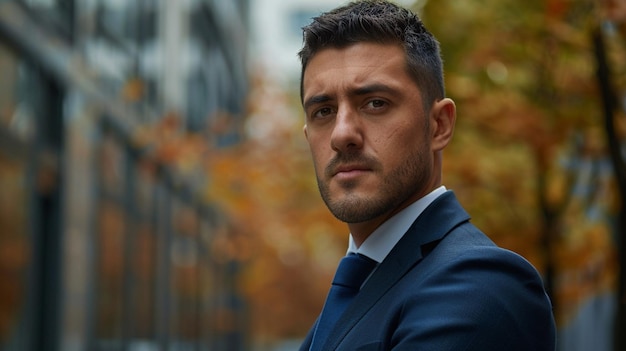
[425,0,623,328]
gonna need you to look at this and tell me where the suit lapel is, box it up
[321,191,471,350]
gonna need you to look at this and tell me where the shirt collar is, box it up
[348,186,447,263]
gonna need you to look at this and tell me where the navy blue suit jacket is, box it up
[300,191,556,351]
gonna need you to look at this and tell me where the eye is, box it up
[365,99,388,110]
[312,106,334,119]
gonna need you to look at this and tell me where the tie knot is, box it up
[332,253,377,290]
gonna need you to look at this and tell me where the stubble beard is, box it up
[316,148,430,224]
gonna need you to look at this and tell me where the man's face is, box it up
[302,42,443,230]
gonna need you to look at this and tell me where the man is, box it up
[298,1,557,350]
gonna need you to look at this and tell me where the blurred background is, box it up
[0,0,624,350]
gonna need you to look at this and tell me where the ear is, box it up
[430,98,456,152]
[303,123,309,140]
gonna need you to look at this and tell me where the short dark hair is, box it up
[298,0,445,109]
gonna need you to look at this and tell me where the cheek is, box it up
[382,123,422,150]
[307,132,330,155]
[382,126,427,164]
[307,142,328,173]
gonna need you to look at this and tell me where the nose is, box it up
[330,106,363,153]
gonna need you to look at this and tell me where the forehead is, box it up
[302,42,412,100]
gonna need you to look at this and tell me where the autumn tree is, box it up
[422,0,623,349]
[592,1,626,347]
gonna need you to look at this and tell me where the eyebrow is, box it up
[303,83,398,111]
[352,83,397,96]
[303,94,332,111]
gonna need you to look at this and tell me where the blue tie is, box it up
[310,253,377,351]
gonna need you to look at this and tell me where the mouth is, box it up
[331,164,372,181]
[324,154,379,181]
[333,164,370,175]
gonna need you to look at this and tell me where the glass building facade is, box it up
[0,1,249,350]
